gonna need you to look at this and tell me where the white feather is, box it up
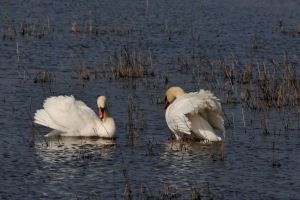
[166,89,224,141]
[34,96,116,138]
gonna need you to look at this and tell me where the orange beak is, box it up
[164,96,170,109]
[99,107,105,120]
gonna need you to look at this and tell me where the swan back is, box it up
[34,95,116,138]
[165,88,224,141]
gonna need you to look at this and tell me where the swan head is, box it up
[97,96,107,120]
[165,86,185,109]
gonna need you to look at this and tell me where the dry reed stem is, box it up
[190,185,201,200]
[126,96,146,145]
[272,127,281,167]
[123,183,132,200]
[33,69,53,83]
[139,184,146,200]
[80,64,90,80]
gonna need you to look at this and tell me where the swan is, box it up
[164,86,225,142]
[34,95,116,138]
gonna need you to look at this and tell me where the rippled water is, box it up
[1,0,300,199]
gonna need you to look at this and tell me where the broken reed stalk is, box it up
[145,0,149,14]
[279,18,285,33]
[88,11,93,34]
[26,97,35,147]
[190,185,201,200]
[261,116,269,135]
[126,96,136,145]
[123,183,132,200]
[145,138,155,156]
[33,69,53,83]
[297,24,300,34]
[80,64,90,80]
[107,47,152,82]
[71,20,78,33]
[220,142,225,161]
[298,108,300,130]
[140,184,146,200]
[125,96,146,145]
[272,127,281,167]
[20,18,53,38]
[241,106,246,131]
[16,41,20,63]
[159,184,182,199]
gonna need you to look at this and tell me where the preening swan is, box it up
[34,95,116,138]
[165,87,225,142]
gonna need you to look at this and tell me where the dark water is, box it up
[1,0,300,199]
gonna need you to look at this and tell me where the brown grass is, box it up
[190,185,201,200]
[126,96,146,145]
[123,183,132,200]
[33,69,54,83]
[80,64,90,80]
[20,18,53,39]
[3,24,15,40]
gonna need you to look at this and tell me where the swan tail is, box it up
[45,130,62,138]
[190,114,222,142]
[34,109,64,131]
[199,129,222,142]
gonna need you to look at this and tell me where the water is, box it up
[0,0,300,199]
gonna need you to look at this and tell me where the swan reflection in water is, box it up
[164,139,225,160]
[35,130,117,163]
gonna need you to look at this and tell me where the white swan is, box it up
[165,86,225,142]
[34,95,116,138]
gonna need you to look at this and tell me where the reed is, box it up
[240,64,252,84]
[190,185,201,200]
[76,148,93,160]
[123,183,132,200]
[145,138,155,156]
[271,127,281,167]
[219,59,235,84]
[207,51,300,111]
[260,116,269,135]
[29,121,35,147]
[20,18,53,39]
[125,96,146,145]
[33,69,53,83]
[162,20,172,40]
[250,37,258,50]
[139,184,146,200]
[71,20,78,33]
[177,53,189,73]
[16,42,20,63]
[220,142,225,161]
[279,18,285,33]
[161,184,181,199]
[80,64,90,80]
[103,47,154,83]
[3,23,15,40]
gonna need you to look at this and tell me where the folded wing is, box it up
[166,89,225,138]
[34,96,97,133]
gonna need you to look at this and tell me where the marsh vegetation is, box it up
[0,0,299,199]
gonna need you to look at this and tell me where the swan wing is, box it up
[181,90,224,130]
[166,90,224,136]
[166,96,193,135]
[36,96,97,132]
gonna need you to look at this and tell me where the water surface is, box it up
[0,0,300,199]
